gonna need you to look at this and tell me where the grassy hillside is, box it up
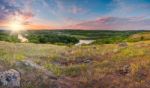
[127,32,150,42]
[1,41,150,88]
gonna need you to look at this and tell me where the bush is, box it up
[93,37,126,44]
[0,32,19,42]
[0,31,79,44]
[27,34,79,44]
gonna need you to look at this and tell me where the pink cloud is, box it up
[65,16,150,30]
[21,11,34,20]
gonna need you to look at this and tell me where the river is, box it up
[75,40,95,46]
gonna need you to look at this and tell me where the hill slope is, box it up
[0,41,150,88]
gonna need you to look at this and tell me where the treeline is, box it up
[27,34,79,44]
[0,32,20,42]
[1,30,150,45]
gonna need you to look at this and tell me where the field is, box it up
[1,30,150,88]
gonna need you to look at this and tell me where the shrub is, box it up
[27,34,79,44]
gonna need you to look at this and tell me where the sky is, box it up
[0,0,150,30]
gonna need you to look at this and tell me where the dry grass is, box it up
[1,41,150,88]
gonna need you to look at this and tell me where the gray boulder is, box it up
[0,69,21,88]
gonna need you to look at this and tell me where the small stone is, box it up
[118,65,130,76]
[83,59,92,63]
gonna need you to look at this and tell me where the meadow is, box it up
[1,30,150,88]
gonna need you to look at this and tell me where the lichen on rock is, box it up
[0,69,20,88]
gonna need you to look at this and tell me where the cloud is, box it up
[0,0,20,20]
[108,0,134,17]
[25,23,55,30]
[66,16,150,30]
[70,6,85,14]
[108,0,150,17]
[21,11,34,20]
[0,0,34,21]
[0,0,35,29]
[41,0,87,25]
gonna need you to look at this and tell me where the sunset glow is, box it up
[8,16,25,33]
[0,0,150,30]
[9,20,24,32]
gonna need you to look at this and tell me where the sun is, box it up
[8,16,25,33]
[9,20,24,32]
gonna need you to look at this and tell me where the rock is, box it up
[16,60,57,80]
[118,42,128,47]
[0,69,20,88]
[118,65,130,76]
[16,60,41,69]
[76,58,92,64]
[83,59,92,63]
